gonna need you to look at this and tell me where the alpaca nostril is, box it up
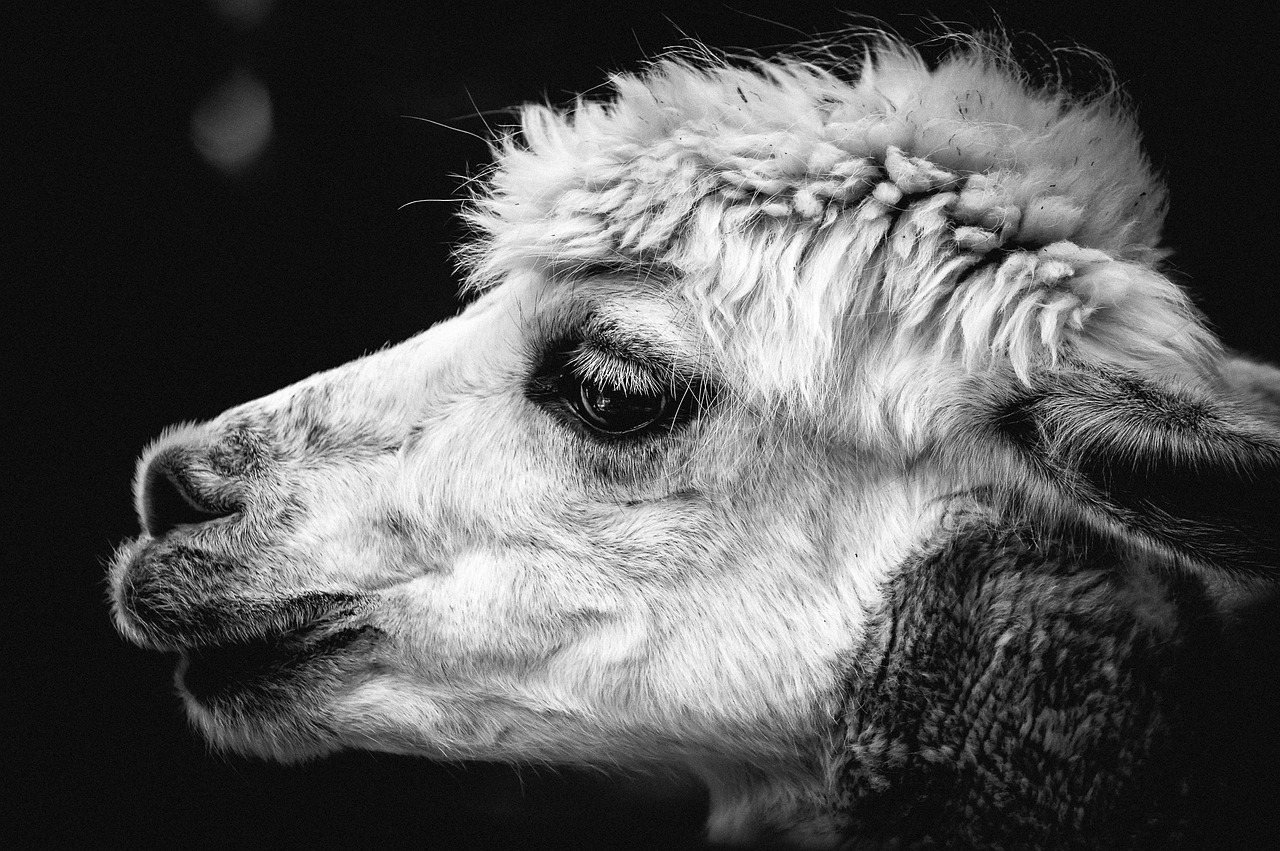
[141,460,238,537]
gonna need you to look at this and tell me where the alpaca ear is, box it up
[987,364,1280,578]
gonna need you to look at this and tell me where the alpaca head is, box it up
[109,34,1280,844]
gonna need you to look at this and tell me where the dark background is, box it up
[7,1,1279,848]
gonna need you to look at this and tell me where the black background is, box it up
[8,1,1279,848]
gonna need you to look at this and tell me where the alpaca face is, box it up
[109,268,925,769]
[109,35,1280,845]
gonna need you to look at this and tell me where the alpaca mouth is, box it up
[110,539,383,705]
[159,591,379,706]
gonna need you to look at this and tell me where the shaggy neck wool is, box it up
[837,522,1217,849]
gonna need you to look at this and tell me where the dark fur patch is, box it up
[836,524,1221,849]
[207,422,270,477]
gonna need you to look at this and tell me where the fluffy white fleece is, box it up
[464,37,1215,404]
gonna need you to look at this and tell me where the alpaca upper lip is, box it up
[123,581,369,653]
[161,590,369,651]
[112,537,370,652]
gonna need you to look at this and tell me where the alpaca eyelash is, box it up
[567,346,663,395]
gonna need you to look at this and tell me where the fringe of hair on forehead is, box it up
[459,31,1219,411]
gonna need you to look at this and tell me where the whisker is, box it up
[398,198,462,210]
[400,114,490,143]
[462,87,496,139]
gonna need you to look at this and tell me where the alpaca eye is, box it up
[572,375,671,435]
[526,337,706,441]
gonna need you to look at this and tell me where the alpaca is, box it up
[109,34,1280,848]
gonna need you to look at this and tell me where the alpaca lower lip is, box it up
[178,622,382,705]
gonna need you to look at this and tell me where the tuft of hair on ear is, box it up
[984,366,1280,579]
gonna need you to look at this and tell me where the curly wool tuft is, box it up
[462,33,1215,405]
